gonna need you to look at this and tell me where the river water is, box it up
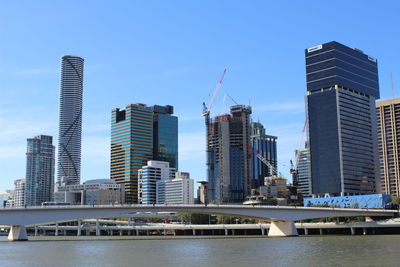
[0,235,399,266]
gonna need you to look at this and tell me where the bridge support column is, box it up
[224,229,228,236]
[34,225,38,236]
[192,229,196,236]
[261,228,265,235]
[304,228,309,235]
[351,227,355,235]
[8,225,28,241]
[268,221,298,237]
[96,219,100,236]
[77,220,82,236]
[55,223,59,236]
[319,229,323,235]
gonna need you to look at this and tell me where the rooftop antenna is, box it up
[390,72,395,99]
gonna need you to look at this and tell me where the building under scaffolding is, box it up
[207,105,252,203]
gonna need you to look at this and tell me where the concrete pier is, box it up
[8,225,28,241]
[268,221,298,237]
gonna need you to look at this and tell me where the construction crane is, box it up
[203,69,227,193]
[247,143,283,178]
[290,117,308,186]
[222,93,239,105]
[202,68,227,120]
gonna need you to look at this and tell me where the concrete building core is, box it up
[207,105,252,203]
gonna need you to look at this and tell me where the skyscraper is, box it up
[251,122,277,189]
[111,103,178,203]
[14,179,26,207]
[376,98,400,197]
[25,135,55,206]
[305,41,380,196]
[151,105,178,169]
[207,105,252,203]
[57,55,84,185]
[111,104,154,203]
[295,147,311,198]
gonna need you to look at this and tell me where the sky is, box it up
[0,0,400,192]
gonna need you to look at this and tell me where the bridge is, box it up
[1,204,396,240]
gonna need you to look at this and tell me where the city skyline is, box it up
[1,1,400,192]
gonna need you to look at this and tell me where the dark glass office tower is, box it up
[151,105,178,169]
[57,55,84,185]
[305,41,380,196]
[251,122,277,189]
[111,103,178,204]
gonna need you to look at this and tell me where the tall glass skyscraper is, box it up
[111,104,154,203]
[151,105,178,169]
[251,122,277,189]
[57,55,84,185]
[25,135,55,206]
[305,41,380,196]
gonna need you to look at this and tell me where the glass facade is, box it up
[111,104,178,204]
[306,41,379,98]
[295,147,311,198]
[25,135,55,206]
[251,122,277,189]
[306,41,380,196]
[111,104,154,203]
[152,105,178,169]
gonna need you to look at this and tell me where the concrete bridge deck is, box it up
[1,204,396,240]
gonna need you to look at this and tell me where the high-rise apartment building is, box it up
[251,122,277,189]
[57,55,84,185]
[111,104,154,203]
[151,105,178,169]
[207,105,252,203]
[306,41,380,196]
[376,98,400,197]
[14,178,26,207]
[25,135,55,206]
[111,104,178,204]
[138,161,176,204]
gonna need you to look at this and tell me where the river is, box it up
[0,235,399,266]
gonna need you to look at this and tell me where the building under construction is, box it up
[206,105,252,203]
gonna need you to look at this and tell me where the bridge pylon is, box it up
[8,225,28,241]
[268,221,298,237]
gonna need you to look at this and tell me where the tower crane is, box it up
[203,69,227,197]
[247,143,283,178]
[202,68,227,120]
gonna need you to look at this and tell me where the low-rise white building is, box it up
[54,179,125,205]
[157,172,194,204]
[138,161,176,204]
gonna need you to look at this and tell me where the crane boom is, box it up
[248,144,282,177]
[203,68,227,116]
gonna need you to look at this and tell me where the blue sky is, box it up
[0,0,399,192]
